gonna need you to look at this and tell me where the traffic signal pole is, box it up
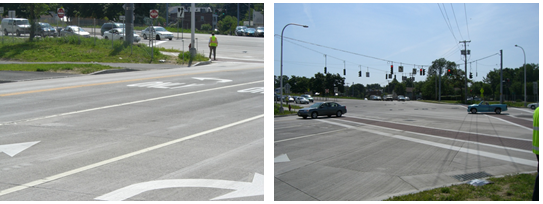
[460,40,471,104]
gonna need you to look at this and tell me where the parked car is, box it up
[1,18,31,36]
[283,95,294,103]
[100,22,125,36]
[245,27,256,36]
[297,102,347,119]
[35,22,57,37]
[376,96,382,100]
[235,26,247,36]
[405,96,410,101]
[467,101,507,114]
[295,96,309,104]
[300,94,314,102]
[528,103,539,110]
[255,26,264,37]
[385,94,394,101]
[103,28,141,42]
[141,26,173,40]
[60,26,90,38]
[398,95,406,102]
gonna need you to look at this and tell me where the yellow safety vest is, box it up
[534,107,539,155]
[209,36,217,47]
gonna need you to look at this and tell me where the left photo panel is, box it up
[0,3,264,201]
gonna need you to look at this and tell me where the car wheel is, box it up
[531,105,536,110]
[311,112,318,119]
[156,35,161,40]
[3,29,7,36]
[495,108,501,114]
[104,36,108,39]
[169,38,172,41]
[471,108,477,114]
[336,111,342,117]
[143,34,147,39]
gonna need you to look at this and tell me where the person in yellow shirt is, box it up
[209,33,218,60]
[533,107,539,201]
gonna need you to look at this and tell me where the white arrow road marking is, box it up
[192,77,232,83]
[95,173,263,201]
[238,87,264,94]
[274,154,290,163]
[0,141,40,157]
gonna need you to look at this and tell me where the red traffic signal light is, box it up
[390,65,393,74]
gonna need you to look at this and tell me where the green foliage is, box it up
[200,24,212,32]
[217,15,237,35]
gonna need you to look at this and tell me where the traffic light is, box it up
[399,66,403,72]
[343,69,346,75]
[469,72,473,79]
[358,71,361,77]
[448,69,452,76]
[385,74,388,79]
[390,65,393,75]
[423,69,426,76]
[420,68,423,76]
[413,68,417,75]
[324,67,327,74]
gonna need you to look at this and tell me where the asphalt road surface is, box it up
[275,99,536,201]
[0,60,263,200]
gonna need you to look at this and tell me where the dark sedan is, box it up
[298,102,347,119]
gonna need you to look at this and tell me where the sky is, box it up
[273,3,539,88]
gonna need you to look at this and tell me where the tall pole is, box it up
[515,45,527,107]
[188,3,196,67]
[460,40,471,104]
[280,23,308,113]
[500,49,503,104]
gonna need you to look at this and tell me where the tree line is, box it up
[275,58,539,102]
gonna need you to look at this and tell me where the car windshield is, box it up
[15,20,29,25]
[154,27,167,31]
[74,27,86,32]
[257,27,264,31]
[309,103,323,108]
[115,23,125,28]
[40,23,51,27]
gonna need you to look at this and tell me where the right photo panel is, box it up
[274,3,540,201]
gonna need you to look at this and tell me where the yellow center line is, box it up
[1,67,260,97]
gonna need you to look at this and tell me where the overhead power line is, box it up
[450,3,464,40]
[464,3,471,40]
[275,34,433,68]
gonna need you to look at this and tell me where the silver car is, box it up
[103,28,141,42]
[295,96,309,104]
[60,26,90,38]
[141,26,173,40]
[528,103,539,110]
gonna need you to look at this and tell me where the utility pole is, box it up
[460,40,471,104]
[500,49,503,104]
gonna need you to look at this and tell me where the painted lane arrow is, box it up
[192,77,232,83]
[0,141,40,157]
[95,173,263,201]
[274,154,290,163]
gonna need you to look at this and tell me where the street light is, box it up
[280,23,308,113]
[515,44,526,107]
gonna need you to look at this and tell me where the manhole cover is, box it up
[451,171,492,181]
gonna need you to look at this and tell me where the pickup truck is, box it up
[467,101,507,114]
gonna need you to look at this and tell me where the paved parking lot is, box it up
[275,99,536,201]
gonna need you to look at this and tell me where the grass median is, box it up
[385,173,537,201]
[274,103,303,116]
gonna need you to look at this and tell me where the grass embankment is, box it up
[274,103,303,116]
[0,36,209,74]
[385,173,537,201]
[0,63,119,74]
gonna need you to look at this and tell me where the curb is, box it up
[89,68,140,75]
[193,59,212,66]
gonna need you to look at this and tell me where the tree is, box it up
[217,15,236,35]
[25,3,49,42]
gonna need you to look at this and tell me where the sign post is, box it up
[149,9,159,62]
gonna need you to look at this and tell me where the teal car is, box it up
[467,101,507,114]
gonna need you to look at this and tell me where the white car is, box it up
[295,96,309,104]
[60,26,90,38]
[141,26,173,41]
[528,103,539,110]
[103,28,141,42]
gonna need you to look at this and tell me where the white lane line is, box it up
[347,115,532,141]
[317,119,537,167]
[274,129,346,143]
[485,114,532,132]
[0,114,264,197]
[1,80,263,126]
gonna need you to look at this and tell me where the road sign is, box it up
[119,15,125,21]
[177,7,184,18]
[150,9,159,19]
[57,8,65,18]
[8,10,15,18]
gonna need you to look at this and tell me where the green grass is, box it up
[0,63,120,75]
[0,35,188,64]
[385,173,537,201]
[274,103,303,116]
